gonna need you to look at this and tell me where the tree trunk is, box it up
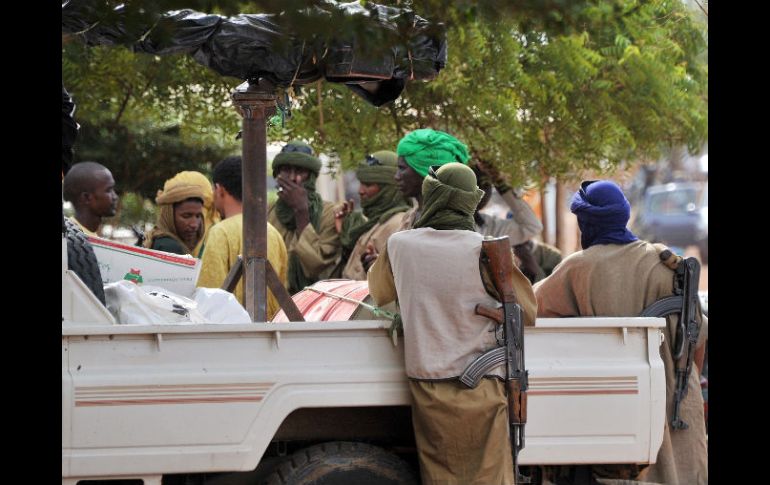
[540,182,550,245]
[555,180,566,253]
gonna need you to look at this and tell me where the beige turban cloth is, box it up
[157,171,220,257]
[144,172,211,256]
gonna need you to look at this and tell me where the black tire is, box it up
[65,217,106,305]
[263,441,418,485]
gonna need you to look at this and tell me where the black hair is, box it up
[213,156,242,202]
[62,161,110,203]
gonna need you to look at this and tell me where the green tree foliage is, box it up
[63,41,241,198]
[283,0,707,185]
[63,0,707,194]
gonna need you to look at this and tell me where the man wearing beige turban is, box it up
[160,171,221,257]
[144,175,207,255]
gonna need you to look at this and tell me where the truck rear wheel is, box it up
[65,217,106,305]
[263,441,417,485]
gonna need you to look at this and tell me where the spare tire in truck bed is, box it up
[64,217,106,305]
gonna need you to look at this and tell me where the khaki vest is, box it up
[388,228,502,380]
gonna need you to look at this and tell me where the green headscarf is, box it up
[272,140,322,175]
[340,150,411,251]
[396,129,470,177]
[413,162,484,231]
[355,150,399,185]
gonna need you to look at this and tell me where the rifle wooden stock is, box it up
[509,379,528,426]
[480,236,530,483]
[220,255,305,322]
[481,237,519,304]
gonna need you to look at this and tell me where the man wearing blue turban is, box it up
[534,180,707,485]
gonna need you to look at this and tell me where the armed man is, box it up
[534,180,707,485]
[368,162,536,485]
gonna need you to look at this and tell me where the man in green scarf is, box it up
[368,163,537,485]
[268,141,343,294]
[361,129,471,269]
[394,128,472,230]
[336,150,412,280]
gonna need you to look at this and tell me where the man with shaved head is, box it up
[63,161,119,236]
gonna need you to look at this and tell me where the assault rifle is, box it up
[640,251,701,430]
[460,236,529,483]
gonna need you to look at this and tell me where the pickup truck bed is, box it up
[62,318,666,482]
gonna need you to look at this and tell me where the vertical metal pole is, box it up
[555,179,566,255]
[232,81,276,322]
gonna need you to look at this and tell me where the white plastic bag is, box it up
[104,281,209,325]
[192,287,251,324]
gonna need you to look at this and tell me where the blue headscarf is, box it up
[570,180,638,249]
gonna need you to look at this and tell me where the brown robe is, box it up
[342,211,407,280]
[267,200,342,285]
[534,240,707,485]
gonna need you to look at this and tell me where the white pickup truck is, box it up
[62,234,667,485]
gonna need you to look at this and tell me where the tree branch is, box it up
[316,80,325,141]
[692,0,708,17]
[390,104,402,138]
[114,87,133,126]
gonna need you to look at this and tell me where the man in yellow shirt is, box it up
[62,161,119,236]
[196,156,288,319]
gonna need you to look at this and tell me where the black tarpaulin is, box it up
[62,0,447,106]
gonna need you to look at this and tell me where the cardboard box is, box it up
[88,236,202,297]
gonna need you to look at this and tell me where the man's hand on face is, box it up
[276,174,311,233]
[276,175,309,213]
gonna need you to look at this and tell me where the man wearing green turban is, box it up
[361,129,472,269]
[368,162,537,485]
[336,150,412,280]
[268,141,343,294]
[394,128,471,231]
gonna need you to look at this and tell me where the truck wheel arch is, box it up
[263,441,418,485]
